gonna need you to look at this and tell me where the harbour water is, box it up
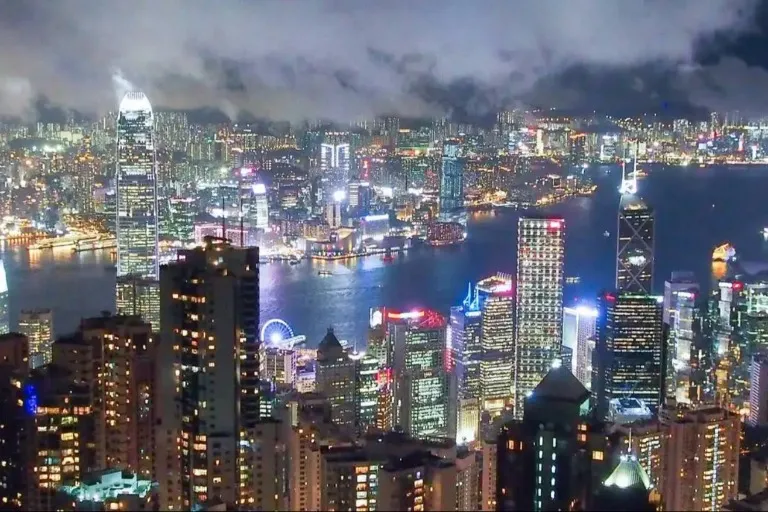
[5,165,768,344]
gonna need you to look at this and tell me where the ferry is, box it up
[565,276,581,285]
[289,258,301,266]
[763,227,768,241]
[317,270,333,277]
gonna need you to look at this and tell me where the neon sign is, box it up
[387,310,425,320]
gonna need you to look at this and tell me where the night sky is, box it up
[0,0,766,122]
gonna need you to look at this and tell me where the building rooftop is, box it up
[529,365,590,405]
[604,454,652,490]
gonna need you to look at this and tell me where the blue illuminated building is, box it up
[438,140,463,221]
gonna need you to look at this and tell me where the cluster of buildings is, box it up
[3,93,768,511]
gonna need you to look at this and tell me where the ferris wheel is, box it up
[260,318,295,345]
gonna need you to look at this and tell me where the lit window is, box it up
[592,451,604,461]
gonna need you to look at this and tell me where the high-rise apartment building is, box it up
[157,236,260,509]
[514,216,565,417]
[52,314,155,477]
[115,91,160,330]
[660,405,740,511]
[19,308,53,369]
[592,292,664,419]
[438,140,463,221]
[616,195,654,294]
[354,352,380,435]
[563,305,598,388]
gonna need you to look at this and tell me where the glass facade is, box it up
[593,292,664,418]
[116,92,159,325]
[514,217,565,417]
[438,141,463,219]
[616,196,654,294]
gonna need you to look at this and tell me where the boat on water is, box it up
[318,270,333,277]
[289,258,301,265]
[565,276,581,285]
[603,231,610,238]
[763,227,768,241]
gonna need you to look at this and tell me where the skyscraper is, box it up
[592,292,664,419]
[514,216,565,417]
[18,309,53,369]
[616,195,654,294]
[438,140,463,221]
[563,306,598,388]
[157,236,260,509]
[389,309,450,439]
[477,274,516,415]
[250,183,269,230]
[115,92,160,329]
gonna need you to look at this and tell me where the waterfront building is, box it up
[115,91,160,329]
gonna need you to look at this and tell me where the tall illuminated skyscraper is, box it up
[438,140,463,221]
[616,195,654,294]
[250,183,269,230]
[563,306,598,388]
[514,217,565,417]
[18,309,53,369]
[476,274,515,416]
[115,91,160,329]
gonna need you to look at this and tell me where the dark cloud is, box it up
[0,0,760,121]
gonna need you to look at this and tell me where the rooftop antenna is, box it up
[239,190,244,247]
[221,188,226,240]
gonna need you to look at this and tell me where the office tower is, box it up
[115,91,160,329]
[316,328,357,431]
[23,365,92,510]
[0,259,8,335]
[563,305,598,388]
[592,455,661,511]
[320,135,351,185]
[353,352,380,435]
[661,405,740,511]
[514,217,565,417]
[438,140,463,221]
[377,451,458,511]
[347,180,372,214]
[663,271,699,325]
[53,314,155,477]
[450,289,482,435]
[497,366,618,511]
[666,284,698,403]
[592,292,664,420]
[749,354,768,427]
[19,308,53,369]
[157,236,260,509]
[476,275,515,416]
[325,197,342,228]
[250,183,269,230]
[616,195,654,294]
[389,309,450,439]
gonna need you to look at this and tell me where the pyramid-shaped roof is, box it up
[318,327,343,353]
[604,454,652,490]
[530,364,590,405]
